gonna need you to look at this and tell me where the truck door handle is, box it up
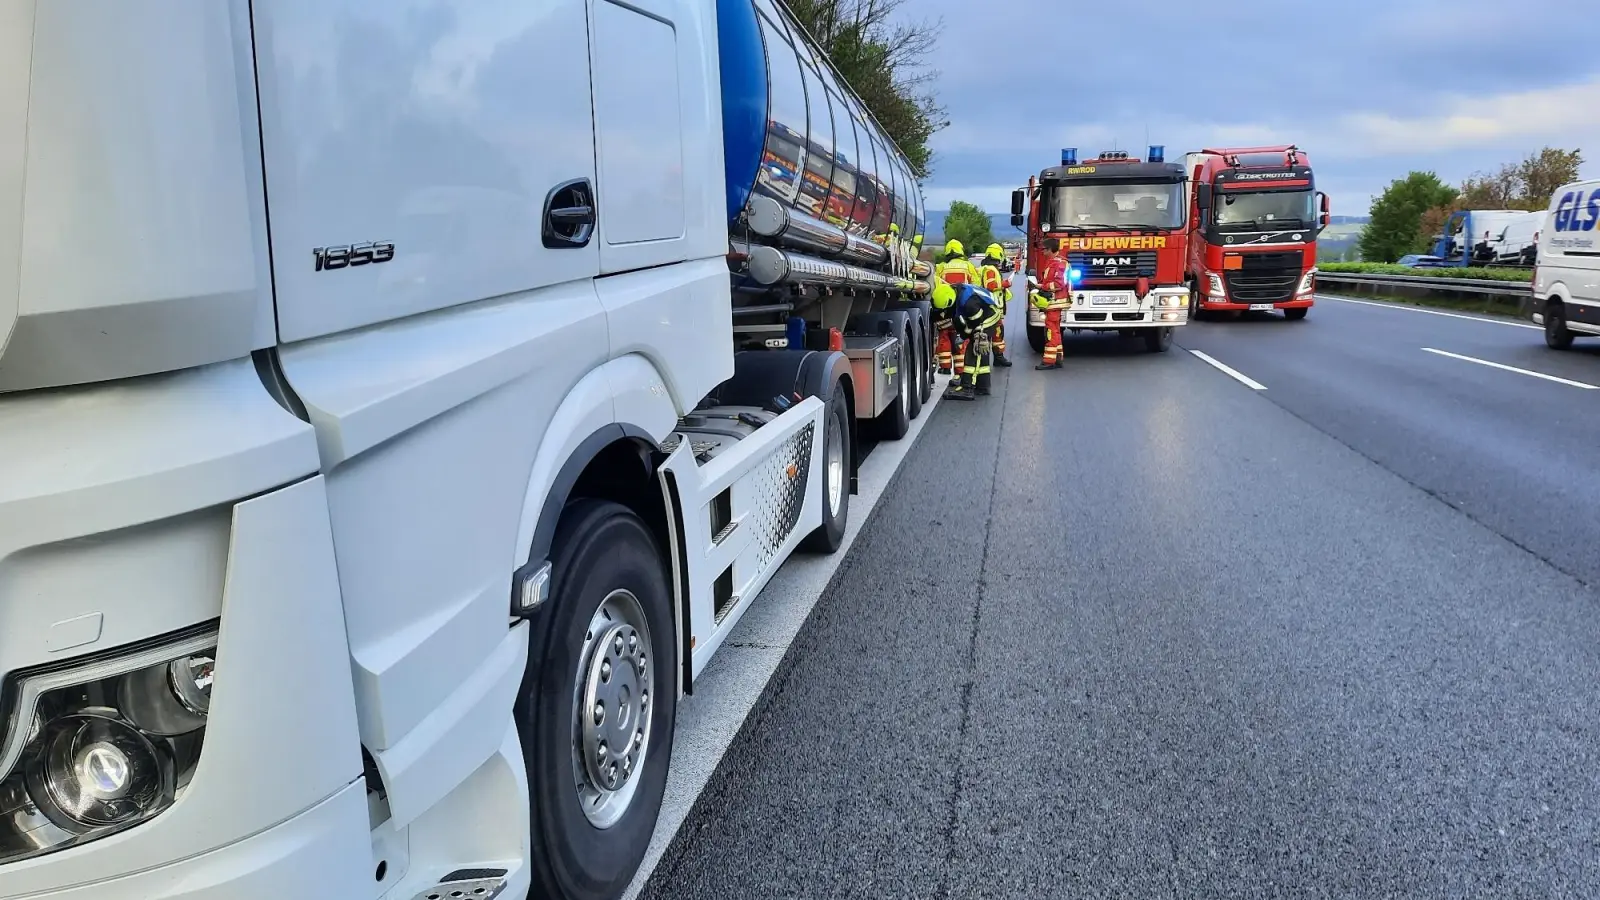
[543,178,596,249]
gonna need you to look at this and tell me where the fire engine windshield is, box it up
[1046,182,1184,229]
[1213,188,1315,229]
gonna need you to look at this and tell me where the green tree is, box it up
[1360,172,1458,262]
[942,201,994,253]
[1517,147,1584,209]
[786,0,948,178]
[1420,146,1585,242]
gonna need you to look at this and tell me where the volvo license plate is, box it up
[1090,294,1124,306]
[1249,303,1275,311]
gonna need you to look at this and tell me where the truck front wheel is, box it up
[520,499,678,900]
[1144,326,1173,353]
[1026,323,1046,354]
[1284,307,1308,321]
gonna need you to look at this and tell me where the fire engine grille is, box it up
[1068,250,1158,278]
[1223,250,1305,303]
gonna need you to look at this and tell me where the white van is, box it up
[1494,211,1542,266]
[1527,179,1600,349]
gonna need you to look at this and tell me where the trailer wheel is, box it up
[904,326,924,420]
[1144,326,1173,353]
[873,356,911,440]
[1026,323,1046,354]
[801,388,852,553]
[520,499,677,900]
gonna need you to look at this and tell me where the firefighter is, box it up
[932,239,982,375]
[931,281,1002,401]
[1033,239,1072,370]
[978,243,1014,367]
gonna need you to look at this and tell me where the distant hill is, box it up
[925,209,1025,243]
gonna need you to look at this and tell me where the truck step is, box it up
[409,868,508,900]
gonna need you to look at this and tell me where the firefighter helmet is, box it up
[985,242,1005,260]
[931,281,956,309]
[943,239,964,258]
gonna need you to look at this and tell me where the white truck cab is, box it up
[1527,179,1600,349]
[0,1,930,898]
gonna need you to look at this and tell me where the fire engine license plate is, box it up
[1090,294,1124,306]
[1249,303,1275,311]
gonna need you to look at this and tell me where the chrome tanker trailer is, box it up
[717,0,935,443]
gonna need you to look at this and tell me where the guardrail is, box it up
[1316,271,1532,299]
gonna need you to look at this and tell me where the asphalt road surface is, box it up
[639,297,1600,899]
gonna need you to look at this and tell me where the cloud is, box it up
[910,0,1600,215]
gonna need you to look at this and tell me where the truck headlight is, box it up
[1157,293,1186,307]
[1206,273,1225,296]
[0,627,216,863]
[1297,269,1316,295]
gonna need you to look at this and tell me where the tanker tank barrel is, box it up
[746,245,922,293]
[745,195,890,267]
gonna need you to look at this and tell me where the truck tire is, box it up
[903,324,924,420]
[520,499,677,900]
[1188,281,1204,320]
[1027,323,1046,354]
[1144,326,1173,353]
[801,388,852,553]
[1284,307,1308,321]
[873,356,911,440]
[1545,300,1575,349]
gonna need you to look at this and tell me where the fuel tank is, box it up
[717,0,925,279]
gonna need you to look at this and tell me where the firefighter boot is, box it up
[943,383,975,401]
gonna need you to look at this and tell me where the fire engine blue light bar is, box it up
[1148,144,1165,162]
[1061,148,1077,165]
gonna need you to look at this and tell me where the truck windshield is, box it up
[1046,182,1184,229]
[1214,188,1314,229]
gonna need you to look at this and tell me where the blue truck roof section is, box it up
[718,0,769,225]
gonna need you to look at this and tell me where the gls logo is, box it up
[1553,188,1600,232]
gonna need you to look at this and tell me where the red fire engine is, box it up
[1010,146,1191,354]
[1184,145,1330,320]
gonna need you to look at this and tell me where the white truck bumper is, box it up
[2,783,374,900]
[1026,287,1189,329]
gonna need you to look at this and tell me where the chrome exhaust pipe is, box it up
[745,195,889,267]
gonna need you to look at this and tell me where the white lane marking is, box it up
[1189,349,1267,390]
[1319,294,1541,330]
[622,372,955,900]
[1420,347,1600,390]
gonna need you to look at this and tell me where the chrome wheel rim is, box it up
[825,408,845,518]
[572,589,653,829]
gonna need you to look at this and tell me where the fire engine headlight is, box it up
[0,627,216,864]
[1157,293,1186,308]
[1206,273,1226,296]
[1297,269,1317,295]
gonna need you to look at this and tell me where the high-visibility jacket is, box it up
[935,253,981,287]
[1033,255,1072,310]
[979,257,1011,309]
[949,284,1002,335]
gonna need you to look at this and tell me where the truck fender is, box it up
[715,349,858,491]
[510,359,678,623]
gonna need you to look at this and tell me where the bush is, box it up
[1318,262,1532,283]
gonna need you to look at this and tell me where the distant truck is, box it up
[1011,146,1191,354]
[1183,145,1328,321]
[1431,209,1528,266]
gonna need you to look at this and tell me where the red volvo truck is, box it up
[1184,145,1329,320]
[1011,146,1191,354]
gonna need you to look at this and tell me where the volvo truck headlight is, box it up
[0,627,216,863]
[1297,269,1316,295]
[1206,272,1225,296]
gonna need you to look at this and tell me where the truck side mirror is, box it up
[1010,189,1025,228]
[1195,184,1211,211]
[1317,191,1330,227]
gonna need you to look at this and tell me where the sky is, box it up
[915,0,1600,217]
